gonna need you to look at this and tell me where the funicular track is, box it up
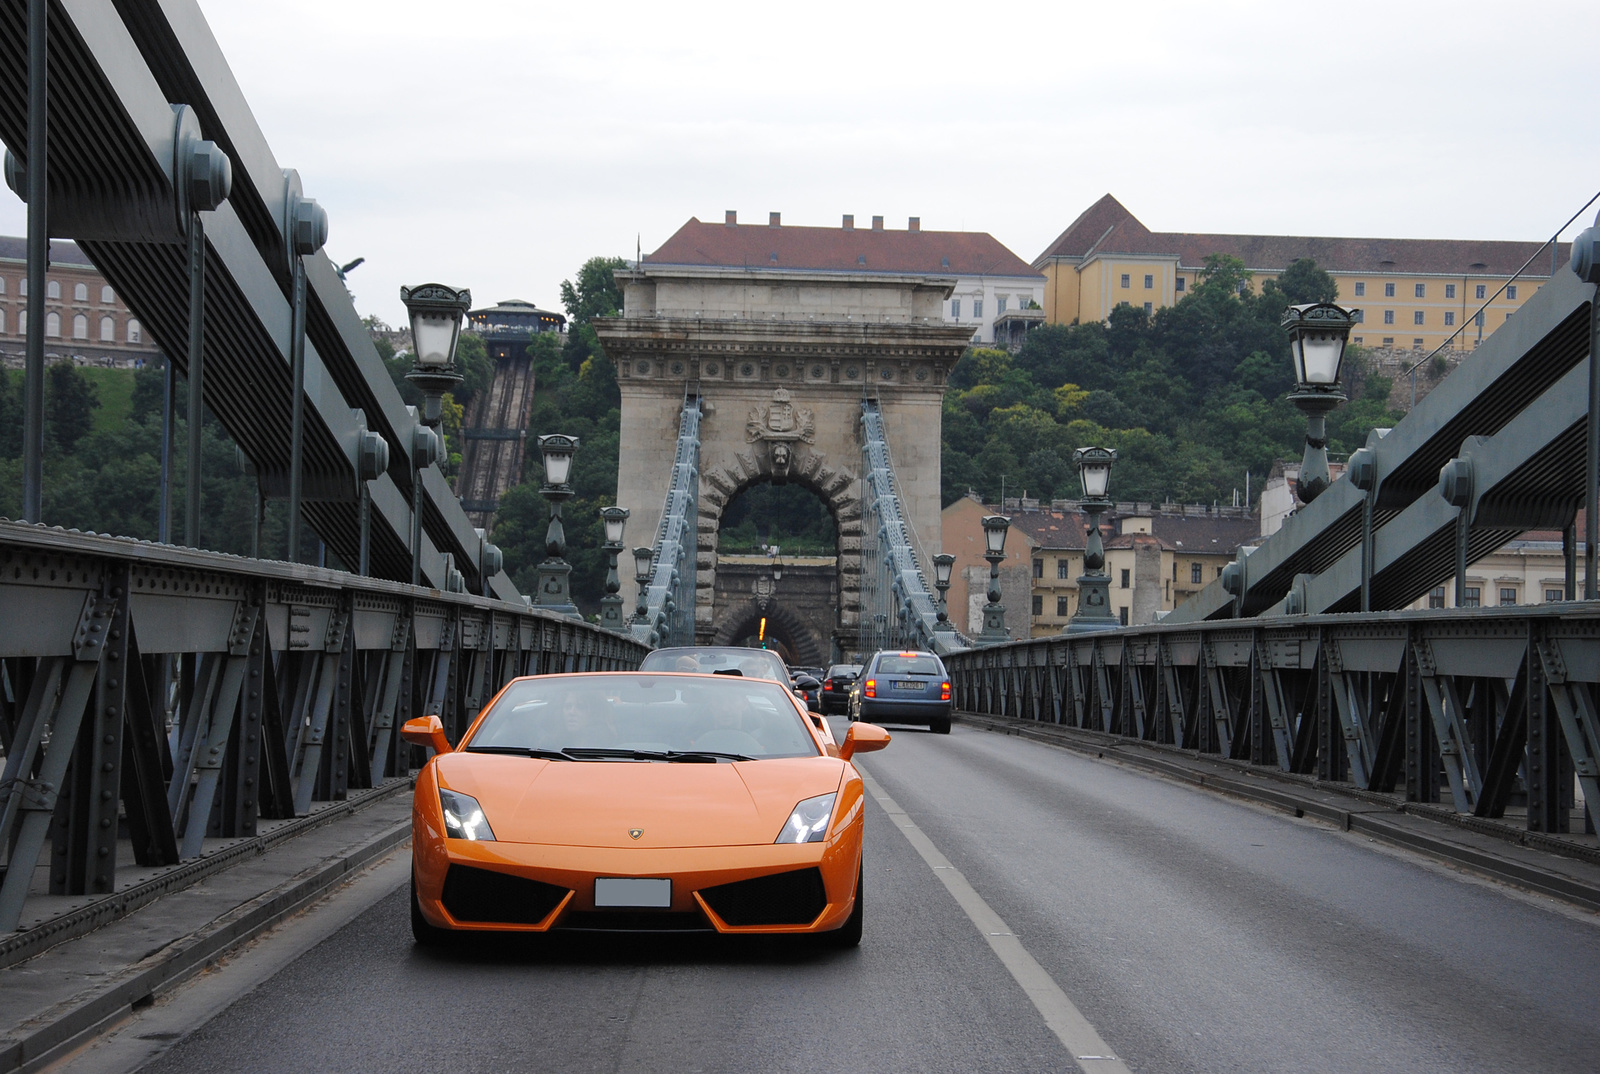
[457,347,535,530]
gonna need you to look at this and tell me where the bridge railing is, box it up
[944,603,1600,843]
[0,522,646,931]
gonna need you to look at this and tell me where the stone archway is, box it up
[710,598,828,668]
[697,454,860,654]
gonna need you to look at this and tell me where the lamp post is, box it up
[979,514,1011,642]
[632,545,655,624]
[400,283,470,586]
[1067,446,1119,635]
[932,553,956,631]
[754,544,783,610]
[598,506,630,631]
[534,434,580,616]
[1282,302,1354,504]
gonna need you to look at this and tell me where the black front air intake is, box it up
[441,865,568,924]
[700,868,828,926]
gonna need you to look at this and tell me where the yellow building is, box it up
[1034,195,1568,353]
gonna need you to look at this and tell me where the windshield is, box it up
[637,648,789,682]
[466,674,820,760]
[875,656,942,676]
[827,665,862,679]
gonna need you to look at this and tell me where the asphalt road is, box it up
[91,721,1600,1074]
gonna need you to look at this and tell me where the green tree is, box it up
[46,363,100,453]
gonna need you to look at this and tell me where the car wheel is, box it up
[828,862,864,948]
[411,870,453,948]
[931,715,951,735]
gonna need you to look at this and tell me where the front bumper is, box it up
[413,834,861,935]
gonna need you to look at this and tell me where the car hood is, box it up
[434,753,845,848]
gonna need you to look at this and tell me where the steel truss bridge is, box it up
[0,0,647,934]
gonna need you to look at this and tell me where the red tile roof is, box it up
[645,217,1042,280]
[1034,195,1569,278]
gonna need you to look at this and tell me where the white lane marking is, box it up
[859,768,1134,1074]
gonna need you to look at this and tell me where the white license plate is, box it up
[893,680,926,690]
[594,877,671,908]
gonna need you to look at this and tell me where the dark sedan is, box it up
[849,651,952,734]
[820,664,862,715]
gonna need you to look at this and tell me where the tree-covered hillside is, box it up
[943,257,1401,506]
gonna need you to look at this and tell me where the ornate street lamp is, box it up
[400,283,469,588]
[755,545,783,611]
[401,283,470,427]
[598,506,630,631]
[632,545,655,624]
[932,552,956,631]
[1067,446,1119,635]
[979,514,1012,642]
[533,434,580,616]
[1282,302,1354,504]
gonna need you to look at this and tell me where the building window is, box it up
[72,313,88,339]
[1462,586,1481,608]
[1445,284,1456,299]
[1413,338,1424,348]
[1507,285,1517,300]
[1499,587,1517,606]
[1031,595,1043,616]
[1428,586,1445,609]
[1057,560,1070,580]
[0,276,6,295]
[1475,284,1487,299]
[1057,596,1070,616]
[1119,607,1129,626]
[1384,282,1395,297]
[1353,337,1363,344]
[1143,274,1154,289]
[1354,281,1365,296]
[973,298,983,319]
[1546,588,1564,603]
[1383,310,1395,324]
[100,285,114,305]
[45,311,60,337]
[1143,302,1153,316]
[1382,337,1394,346]
[100,316,115,341]
[0,311,5,334]
[1414,283,1425,298]
[47,280,60,299]
[1413,311,1425,325]
[1216,566,1224,578]
[997,296,1008,314]
[74,282,88,302]
[16,310,23,334]
[1120,273,1130,288]
[1444,311,1455,326]
[951,299,961,319]
[1353,309,1364,322]
[1191,563,1202,584]
[127,319,141,343]
[1033,558,1043,579]
[1175,277,1186,292]
[1119,568,1130,589]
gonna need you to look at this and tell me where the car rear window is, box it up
[638,648,788,682]
[875,656,941,676]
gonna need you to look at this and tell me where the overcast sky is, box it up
[5,0,1600,327]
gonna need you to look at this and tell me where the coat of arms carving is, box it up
[746,388,815,445]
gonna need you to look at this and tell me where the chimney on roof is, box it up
[908,217,920,232]
[769,212,781,227]
[842,214,854,230]
[872,215,884,231]
[725,210,736,226]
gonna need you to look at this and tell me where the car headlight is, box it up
[439,788,496,841]
[775,792,836,844]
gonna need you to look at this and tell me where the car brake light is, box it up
[941,681,951,701]
[864,678,876,698]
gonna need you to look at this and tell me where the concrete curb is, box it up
[955,711,1600,914]
[0,817,411,1074]
[0,778,411,973]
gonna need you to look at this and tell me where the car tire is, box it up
[828,862,864,948]
[931,715,951,735]
[411,870,453,948]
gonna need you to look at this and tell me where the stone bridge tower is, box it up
[596,213,1000,657]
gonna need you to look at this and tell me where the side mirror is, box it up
[794,675,821,690]
[839,722,890,762]
[402,714,452,755]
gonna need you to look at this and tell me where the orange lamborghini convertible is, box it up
[404,671,890,945]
